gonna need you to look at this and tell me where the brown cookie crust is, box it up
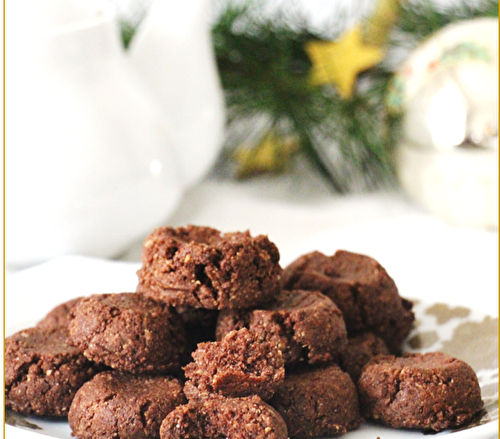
[69,293,185,374]
[216,289,347,366]
[340,332,390,382]
[270,364,362,438]
[136,225,282,310]
[159,404,207,439]
[5,326,102,417]
[281,250,414,352]
[357,352,484,431]
[160,395,288,439]
[69,371,186,439]
[184,328,285,401]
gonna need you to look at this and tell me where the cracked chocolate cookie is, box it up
[281,250,415,352]
[184,328,284,401]
[216,289,347,366]
[5,326,102,417]
[357,352,484,431]
[69,371,186,439]
[136,225,282,310]
[69,293,185,374]
[160,395,288,439]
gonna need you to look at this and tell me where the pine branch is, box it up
[212,3,399,191]
[120,0,498,191]
[397,0,498,42]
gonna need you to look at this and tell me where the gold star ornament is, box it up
[306,24,385,99]
[234,131,298,178]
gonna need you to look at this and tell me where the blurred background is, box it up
[5,0,498,270]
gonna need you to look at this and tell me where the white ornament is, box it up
[392,18,498,228]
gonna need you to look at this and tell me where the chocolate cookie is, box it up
[136,225,282,310]
[5,326,102,417]
[281,250,415,352]
[36,297,82,330]
[160,395,288,439]
[357,352,484,431]
[184,328,284,401]
[270,364,362,438]
[69,371,186,439]
[216,289,347,366]
[69,293,185,374]
[340,332,390,382]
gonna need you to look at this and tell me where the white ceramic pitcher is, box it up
[6,0,225,267]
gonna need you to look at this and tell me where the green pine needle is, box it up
[397,0,498,41]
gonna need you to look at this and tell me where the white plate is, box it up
[5,257,499,439]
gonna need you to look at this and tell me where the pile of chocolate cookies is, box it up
[5,225,484,438]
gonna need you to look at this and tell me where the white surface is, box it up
[5,257,498,439]
[6,256,140,333]
[6,413,498,438]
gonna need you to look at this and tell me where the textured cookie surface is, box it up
[184,328,284,401]
[270,364,362,438]
[160,395,288,439]
[137,225,282,310]
[69,293,185,374]
[217,289,347,366]
[69,371,186,439]
[282,250,414,352]
[5,326,102,417]
[357,352,484,431]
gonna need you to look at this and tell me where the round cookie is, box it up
[340,332,390,382]
[281,250,415,352]
[36,297,82,330]
[357,352,484,431]
[216,289,347,366]
[269,364,362,438]
[69,371,186,439]
[69,293,185,374]
[136,225,282,310]
[5,326,103,417]
[160,395,288,439]
[184,328,285,401]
